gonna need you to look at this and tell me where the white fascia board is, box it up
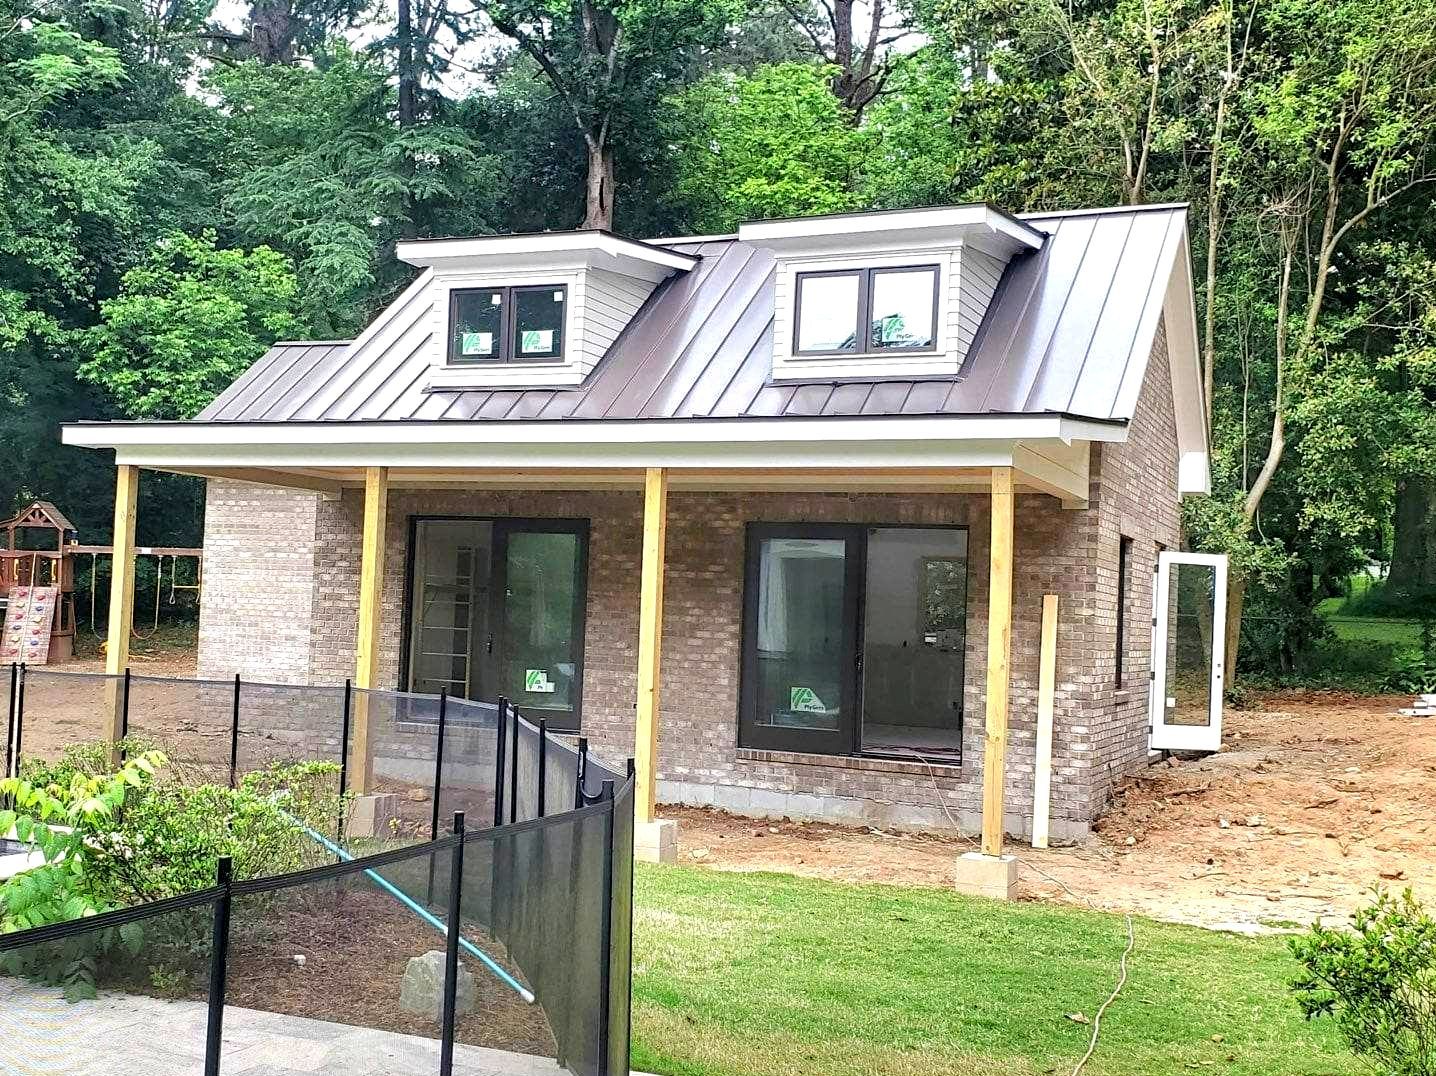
[1178,451,1211,496]
[738,206,1045,251]
[64,414,1125,452]
[396,232,697,276]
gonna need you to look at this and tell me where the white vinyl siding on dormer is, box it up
[772,249,963,381]
[956,247,1006,362]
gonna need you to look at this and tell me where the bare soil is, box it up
[666,691,1436,932]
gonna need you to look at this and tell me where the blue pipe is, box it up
[294,820,536,1004]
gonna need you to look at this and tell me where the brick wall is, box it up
[196,321,1182,841]
[197,481,321,684]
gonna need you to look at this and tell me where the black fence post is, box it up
[120,667,132,749]
[13,663,25,777]
[492,698,508,828]
[508,703,519,824]
[439,810,467,1076]
[336,679,352,853]
[203,855,234,1076]
[5,663,15,780]
[228,674,241,789]
[536,719,548,818]
[427,691,449,905]
[431,691,448,841]
[597,779,617,1076]
[575,736,589,809]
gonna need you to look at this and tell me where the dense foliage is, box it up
[3,0,1435,680]
[0,743,344,997]
[1291,889,1436,1075]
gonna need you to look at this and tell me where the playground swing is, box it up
[85,550,204,641]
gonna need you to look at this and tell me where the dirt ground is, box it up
[665,692,1436,933]
[15,646,1434,933]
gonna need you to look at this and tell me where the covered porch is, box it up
[67,415,1111,894]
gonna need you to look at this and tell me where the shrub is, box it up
[1291,889,1436,1075]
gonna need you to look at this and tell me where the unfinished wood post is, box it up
[981,466,1015,857]
[351,465,388,795]
[1031,594,1059,850]
[104,465,140,750]
[634,467,668,828]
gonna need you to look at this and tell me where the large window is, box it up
[1116,535,1133,687]
[740,524,968,760]
[448,284,567,365]
[793,266,939,356]
[402,517,588,731]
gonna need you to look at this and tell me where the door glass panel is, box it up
[1165,560,1217,726]
[408,521,492,696]
[861,528,966,756]
[753,537,849,733]
[500,530,582,726]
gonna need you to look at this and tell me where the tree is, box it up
[668,62,870,231]
[478,0,740,228]
[777,0,910,121]
[80,232,300,419]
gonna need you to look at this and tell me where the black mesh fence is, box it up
[0,668,635,1076]
[5,666,118,768]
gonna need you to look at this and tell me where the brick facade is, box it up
[197,324,1181,841]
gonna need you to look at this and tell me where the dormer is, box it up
[398,232,698,390]
[738,206,1046,382]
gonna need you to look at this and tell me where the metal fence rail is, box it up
[0,663,634,1076]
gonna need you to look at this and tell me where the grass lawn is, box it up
[632,866,1360,1076]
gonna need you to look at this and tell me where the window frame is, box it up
[738,521,969,762]
[792,264,941,358]
[447,283,569,366]
[1116,534,1133,687]
[398,514,590,732]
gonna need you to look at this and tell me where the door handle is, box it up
[486,634,494,654]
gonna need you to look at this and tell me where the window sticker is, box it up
[520,329,554,354]
[489,293,503,305]
[553,290,565,302]
[461,331,493,356]
[789,686,827,714]
[525,668,556,694]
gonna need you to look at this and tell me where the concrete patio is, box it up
[0,977,567,1076]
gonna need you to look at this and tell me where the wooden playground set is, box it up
[0,500,202,665]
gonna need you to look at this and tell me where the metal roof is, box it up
[198,204,1189,425]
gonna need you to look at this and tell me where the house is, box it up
[63,203,1223,895]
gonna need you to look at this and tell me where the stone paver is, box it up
[0,978,565,1076]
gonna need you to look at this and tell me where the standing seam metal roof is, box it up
[198,204,1188,425]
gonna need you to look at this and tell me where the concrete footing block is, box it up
[348,793,401,839]
[635,819,679,864]
[954,851,1018,901]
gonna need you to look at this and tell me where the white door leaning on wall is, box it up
[1149,551,1228,753]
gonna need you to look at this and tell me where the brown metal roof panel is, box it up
[861,381,915,415]
[573,243,758,419]
[406,390,460,420]
[823,382,874,416]
[666,283,775,418]
[632,251,775,419]
[248,342,354,420]
[698,319,777,417]
[742,382,797,417]
[201,342,317,421]
[782,383,835,416]
[504,391,557,420]
[942,242,1048,413]
[900,381,953,415]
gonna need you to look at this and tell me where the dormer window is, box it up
[449,284,567,365]
[793,265,939,356]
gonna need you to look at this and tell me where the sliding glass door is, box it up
[740,523,968,760]
[405,518,588,730]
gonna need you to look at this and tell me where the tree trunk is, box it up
[1391,475,1436,593]
[397,0,418,128]
[582,138,615,230]
[249,0,296,62]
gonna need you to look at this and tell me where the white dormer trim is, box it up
[738,204,1046,259]
[389,233,696,391]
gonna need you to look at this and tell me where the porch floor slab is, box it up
[0,977,566,1076]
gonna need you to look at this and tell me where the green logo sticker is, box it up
[524,668,556,694]
[789,686,826,713]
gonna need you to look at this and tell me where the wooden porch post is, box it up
[981,466,1015,857]
[104,465,139,747]
[351,465,388,795]
[634,467,667,827]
